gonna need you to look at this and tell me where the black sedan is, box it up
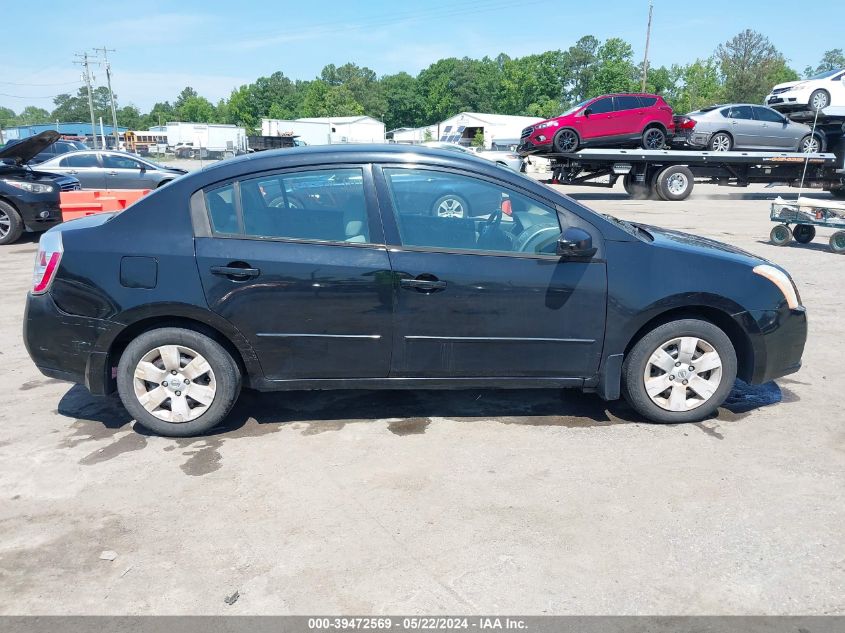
[0,131,80,245]
[23,145,807,436]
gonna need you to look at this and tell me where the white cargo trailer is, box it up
[162,123,247,159]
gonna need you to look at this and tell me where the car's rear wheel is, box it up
[641,126,666,150]
[654,165,694,201]
[809,89,830,111]
[800,135,821,153]
[552,129,579,153]
[117,327,241,437]
[793,224,816,244]
[622,319,737,423]
[831,186,845,200]
[432,193,468,218]
[0,200,24,246]
[708,132,732,152]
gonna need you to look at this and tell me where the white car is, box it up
[765,68,845,111]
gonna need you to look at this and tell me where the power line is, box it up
[0,92,67,99]
[0,80,82,87]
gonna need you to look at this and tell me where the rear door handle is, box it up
[210,265,261,280]
[400,278,447,292]
[107,170,118,175]
[67,169,78,174]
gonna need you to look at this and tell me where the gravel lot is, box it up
[0,181,843,615]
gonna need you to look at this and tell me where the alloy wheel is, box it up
[0,209,9,239]
[643,129,665,149]
[556,131,577,152]
[801,137,820,153]
[642,336,723,412]
[132,345,217,423]
[436,197,465,218]
[710,135,731,152]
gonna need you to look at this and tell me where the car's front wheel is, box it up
[117,327,241,437]
[800,135,822,153]
[0,200,24,246]
[552,129,579,153]
[622,319,737,423]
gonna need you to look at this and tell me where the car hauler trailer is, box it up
[536,111,845,201]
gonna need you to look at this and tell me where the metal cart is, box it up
[770,196,845,253]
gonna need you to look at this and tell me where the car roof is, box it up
[200,143,495,177]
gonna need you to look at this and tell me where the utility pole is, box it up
[74,52,98,149]
[641,0,654,92]
[95,47,120,149]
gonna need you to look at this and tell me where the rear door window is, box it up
[206,168,372,244]
[639,96,657,106]
[102,154,144,169]
[614,96,642,111]
[61,153,99,168]
[725,105,753,120]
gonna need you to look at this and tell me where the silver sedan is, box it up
[673,104,823,152]
[37,150,187,189]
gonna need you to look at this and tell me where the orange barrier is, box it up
[59,189,152,222]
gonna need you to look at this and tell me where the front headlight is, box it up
[1,180,55,194]
[753,264,801,309]
[536,121,559,129]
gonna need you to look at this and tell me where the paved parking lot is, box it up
[0,182,843,615]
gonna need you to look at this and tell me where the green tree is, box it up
[381,72,424,130]
[177,95,216,122]
[173,87,198,112]
[471,129,484,147]
[0,106,17,129]
[321,63,386,117]
[804,49,845,77]
[300,80,364,118]
[590,38,637,96]
[671,57,724,113]
[561,35,599,104]
[51,86,113,123]
[16,106,51,125]
[716,29,798,103]
[116,105,143,129]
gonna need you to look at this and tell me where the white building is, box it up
[387,113,544,148]
[151,122,247,153]
[432,112,544,149]
[261,116,385,145]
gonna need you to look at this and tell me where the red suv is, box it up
[518,93,675,154]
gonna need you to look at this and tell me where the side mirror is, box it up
[557,227,597,258]
[583,108,592,117]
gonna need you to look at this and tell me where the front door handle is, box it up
[67,169,78,174]
[107,170,118,176]
[210,265,261,280]
[400,277,447,292]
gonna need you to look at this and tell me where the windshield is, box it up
[557,100,590,117]
[808,68,842,80]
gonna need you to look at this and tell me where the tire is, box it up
[793,224,816,244]
[830,186,845,200]
[552,129,579,153]
[116,327,241,437]
[187,150,196,159]
[431,193,468,218]
[809,89,830,111]
[830,231,845,254]
[622,319,737,424]
[770,224,792,246]
[641,126,666,150]
[655,165,694,201]
[622,173,651,199]
[708,132,732,152]
[799,135,822,153]
[0,200,24,246]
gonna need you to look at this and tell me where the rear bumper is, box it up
[24,292,112,394]
[736,306,808,384]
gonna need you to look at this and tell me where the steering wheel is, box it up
[483,205,503,230]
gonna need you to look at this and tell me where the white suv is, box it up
[765,68,845,111]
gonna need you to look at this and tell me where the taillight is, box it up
[32,231,63,295]
[674,116,696,130]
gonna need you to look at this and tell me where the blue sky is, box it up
[2,0,842,113]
